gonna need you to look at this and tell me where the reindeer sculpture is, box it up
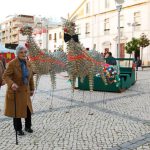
[20,25,67,108]
[62,19,108,114]
[20,25,66,89]
[63,19,107,92]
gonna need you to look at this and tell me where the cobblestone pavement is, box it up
[0,70,150,150]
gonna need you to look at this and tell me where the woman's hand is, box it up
[30,90,34,96]
[11,83,18,91]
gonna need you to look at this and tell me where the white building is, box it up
[70,0,150,65]
[33,17,63,52]
[33,28,48,50]
[48,25,66,52]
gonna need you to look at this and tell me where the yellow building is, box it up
[70,0,150,65]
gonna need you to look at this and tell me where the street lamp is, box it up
[115,0,124,66]
[40,17,49,51]
[35,21,43,48]
[35,17,49,50]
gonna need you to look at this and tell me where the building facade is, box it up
[0,15,34,47]
[33,17,64,52]
[33,28,48,50]
[48,25,66,52]
[70,0,150,65]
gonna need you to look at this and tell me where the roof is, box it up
[69,0,87,19]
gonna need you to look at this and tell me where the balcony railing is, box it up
[11,30,18,35]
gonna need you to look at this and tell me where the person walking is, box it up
[135,57,142,71]
[3,45,34,136]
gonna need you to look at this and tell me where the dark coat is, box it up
[0,60,5,86]
[106,56,117,65]
[136,59,142,67]
[2,58,34,118]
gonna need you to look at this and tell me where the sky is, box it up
[0,0,82,22]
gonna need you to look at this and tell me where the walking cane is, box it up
[14,91,18,145]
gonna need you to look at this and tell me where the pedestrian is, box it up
[105,52,117,65]
[0,59,5,87]
[104,49,109,58]
[135,56,142,71]
[3,45,34,136]
[100,52,104,58]
[0,55,6,69]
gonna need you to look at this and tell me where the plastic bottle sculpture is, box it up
[63,19,107,92]
[20,25,66,89]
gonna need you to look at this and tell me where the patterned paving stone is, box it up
[0,71,150,150]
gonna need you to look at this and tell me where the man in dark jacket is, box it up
[135,57,141,71]
[105,52,117,65]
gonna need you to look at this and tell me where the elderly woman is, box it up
[3,45,34,136]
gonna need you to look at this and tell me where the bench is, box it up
[120,74,131,89]
[141,65,150,71]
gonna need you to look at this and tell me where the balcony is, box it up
[2,34,6,38]
[11,30,18,35]
[11,37,18,43]
[104,29,110,35]
[11,23,20,28]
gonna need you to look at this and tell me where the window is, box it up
[105,0,109,8]
[134,12,141,31]
[120,43,125,58]
[49,34,52,40]
[59,32,62,39]
[120,15,124,36]
[76,25,81,35]
[93,44,96,50]
[85,23,90,34]
[54,33,57,42]
[104,18,110,35]
[86,2,90,14]
[120,15,124,28]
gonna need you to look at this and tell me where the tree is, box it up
[57,45,63,51]
[125,38,140,66]
[139,33,150,65]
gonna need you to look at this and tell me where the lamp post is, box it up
[41,17,49,51]
[115,0,124,66]
[46,23,49,51]
[127,22,139,59]
[35,17,49,50]
[36,21,43,48]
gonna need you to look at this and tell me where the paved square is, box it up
[0,70,150,150]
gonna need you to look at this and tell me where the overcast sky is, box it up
[0,0,82,22]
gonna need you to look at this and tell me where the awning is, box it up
[0,43,15,53]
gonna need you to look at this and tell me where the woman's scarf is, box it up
[19,60,29,85]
